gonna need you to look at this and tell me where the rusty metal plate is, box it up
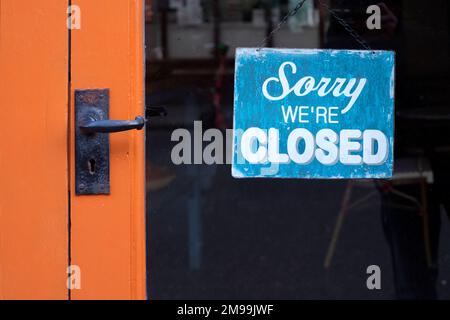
[75,89,110,195]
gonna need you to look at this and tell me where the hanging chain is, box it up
[258,0,308,49]
[258,0,372,51]
[316,0,372,50]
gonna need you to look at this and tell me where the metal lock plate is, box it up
[75,89,110,195]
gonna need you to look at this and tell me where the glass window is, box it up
[145,0,450,300]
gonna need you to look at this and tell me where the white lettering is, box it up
[340,130,363,165]
[241,128,268,164]
[239,128,389,166]
[262,62,367,114]
[287,129,315,164]
[315,129,339,165]
[363,130,389,165]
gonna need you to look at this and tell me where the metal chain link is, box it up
[258,0,372,51]
[258,0,308,49]
[316,0,372,50]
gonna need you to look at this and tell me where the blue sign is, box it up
[232,48,395,179]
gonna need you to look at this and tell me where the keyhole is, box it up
[88,159,96,175]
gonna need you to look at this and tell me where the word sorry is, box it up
[262,61,367,114]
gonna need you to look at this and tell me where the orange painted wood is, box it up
[70,0,146,299]
[0,0,69,299]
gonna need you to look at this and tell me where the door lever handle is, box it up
[80,116,145,134]
[80,106,168,134]
[75,89,169,195]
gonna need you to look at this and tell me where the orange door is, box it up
[0,0,69,300]
[69,0,146,300]
[0,0,146,300]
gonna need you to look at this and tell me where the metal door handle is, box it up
[80,116,145,134]
[75,88,168,195]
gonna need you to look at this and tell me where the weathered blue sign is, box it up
[232,48,395,179]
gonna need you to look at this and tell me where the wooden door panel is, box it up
[0,0,69,299]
